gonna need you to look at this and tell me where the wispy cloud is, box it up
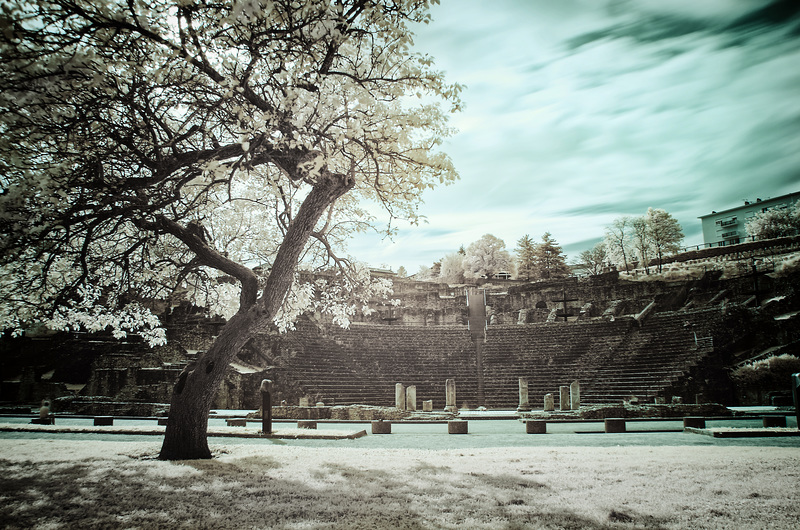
[347,0,800,272]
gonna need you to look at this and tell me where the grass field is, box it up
[1,439,798,529]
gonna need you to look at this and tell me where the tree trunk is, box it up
[158,170,354,460]
[159,308,257,460]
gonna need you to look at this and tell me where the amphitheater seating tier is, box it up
[263,308,722,409]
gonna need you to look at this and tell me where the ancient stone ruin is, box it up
[2,252,799,414]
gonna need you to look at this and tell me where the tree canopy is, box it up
[514,234,536,281]
[745,200,800,240]
[530,232,569,280]
[463,234,511,280]
[603,209,683,273]
[0,0,460,459]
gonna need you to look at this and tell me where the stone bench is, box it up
[226,418,247,427]
[93,416,114,426]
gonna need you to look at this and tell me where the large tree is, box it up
[0,0,460,459]
[463,234,511,280]
[604,216,633,272]
[630,215,653,273]
[578,243,607,276]
[645,207,683,272]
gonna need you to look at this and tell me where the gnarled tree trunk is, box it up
[159,170,354,460]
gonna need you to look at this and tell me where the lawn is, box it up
[1,440,798,529]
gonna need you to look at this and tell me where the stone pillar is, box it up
[517,378,530,411]
[422,400,433,412]
[445,379,457,413]
[260,379,273,434]
[570,380,580,410]
[406,385,417,411]
[559,385,570,411]
[543,393,555,412]
[395,383,406,410]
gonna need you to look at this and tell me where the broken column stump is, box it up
[559,386,570,411]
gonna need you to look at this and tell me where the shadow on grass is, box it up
[0,456,670,529]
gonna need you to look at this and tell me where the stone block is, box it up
[93,416,113,426]
[157,418,169,426]
[448,420,468,434]
[371,420,392,434]
[422,400,433,412]
[683,417,705,429]
[604,418,626,433]
[299,397,310,407]
[525,420,546,434]
[763,416,786,428]
[297,420,317,429]
[226,418,247,427]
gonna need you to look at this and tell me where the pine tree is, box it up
[532,232,570,280]
[515,234,536,280]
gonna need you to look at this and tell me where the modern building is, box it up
[698,191,800,247]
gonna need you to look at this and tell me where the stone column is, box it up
[445,379,457,413]
[395,383,406,410]
[543,393,555,412]
[517,378,530,411]
[406,385,417,411]
[570,380,580,410]
[559,385,570,411]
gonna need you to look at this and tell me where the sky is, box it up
[347,0,800,274]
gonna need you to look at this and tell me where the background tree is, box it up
[514,234,536,281]
[746,200,800,240]
[531,232,570,280]
[0,0,460,459]
[604,216,633,272]
[395,266,408,278]
[463,234,511,279]
[578,243,608,276]
[630,216,653,274]
[645,208,684,272]
[439,252,465,285]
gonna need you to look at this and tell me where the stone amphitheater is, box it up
[2,239,799,415]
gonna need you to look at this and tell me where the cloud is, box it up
[346,0,800,273]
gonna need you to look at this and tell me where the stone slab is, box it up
[685,427,800,438]
[0,423,367,440]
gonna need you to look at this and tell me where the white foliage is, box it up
[45,285,166,347]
